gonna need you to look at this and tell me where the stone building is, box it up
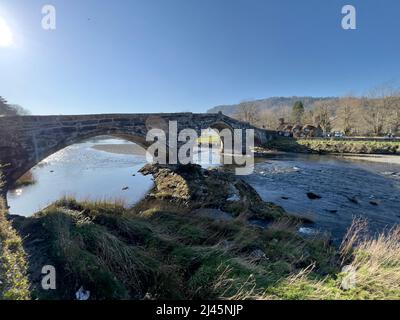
[277,118,323,138]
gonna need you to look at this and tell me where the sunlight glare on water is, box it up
[7,137,154,217]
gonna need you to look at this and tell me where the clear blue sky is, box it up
[0,0,399,115]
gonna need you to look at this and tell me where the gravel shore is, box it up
[341,154,400,165]
[92,144,147,156]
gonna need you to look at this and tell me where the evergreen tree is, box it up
[291,101,305,124]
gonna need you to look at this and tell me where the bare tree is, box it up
[380,88,400,135]
[301,109,314,126]
[363,85,397,136]
[313,100,333,135]
[335,96,360,136]
[0,96,30,116]
[259,109,278,129]
[258,105,291,130]
[234,101,259,125]
[9,104,30,115]
[388,99,400,135]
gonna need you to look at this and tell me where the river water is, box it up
[7,137,400,242]
[7,138,154,216]
[246,154,400,242]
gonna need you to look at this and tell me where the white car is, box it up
[334,132,344,138]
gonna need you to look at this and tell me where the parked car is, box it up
[333,131,344,138]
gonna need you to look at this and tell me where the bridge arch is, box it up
[209,120,234,133]
[206,121,235,154]
[9,132,152,187]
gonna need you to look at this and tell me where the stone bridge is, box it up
[0,113,278,188]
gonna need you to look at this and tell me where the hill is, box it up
[207,96,338,116]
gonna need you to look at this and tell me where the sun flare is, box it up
[0,17,13,47]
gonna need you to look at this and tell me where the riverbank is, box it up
[266,137,400,155]
[4,164,400,300]
[0,197,30,299]
[339,154,400,165]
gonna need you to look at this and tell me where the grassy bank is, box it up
[263,219,400,300]
[266,137,400,155]
[0,175,31,300]
[12,197,336,300]
[11,198,400,300]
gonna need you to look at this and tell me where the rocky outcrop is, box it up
[139,163,207,202]
[139,163,287,222]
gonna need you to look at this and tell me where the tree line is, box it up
[0,96,29,116]
[233,85,400,137]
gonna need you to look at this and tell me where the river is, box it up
[247,154,400,242]
[7,137,400,242]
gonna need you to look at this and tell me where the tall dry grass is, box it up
[339,218,400,299]
[217,218,400,300]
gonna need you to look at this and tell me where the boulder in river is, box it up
[347,196,359,204]
[307,192,322,200]
[326,209,338,214]
[381,171,397,176]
